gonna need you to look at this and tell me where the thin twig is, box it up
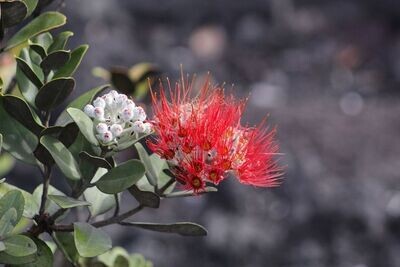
[38,165,52,215]
[113,194,120,216]
[52,205,144,232]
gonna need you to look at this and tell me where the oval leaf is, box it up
[48,31,73,53]
[0,208,18,237]
[5,12,66,50]
[128,185,159,209]
[40,135,81,180]
[40,50,71,72]
[0,190,25,226]
[66,108,98,146]
[35,77,75,111]
[1,1,28,28]
[16,57,43,89]
[3,95,44,136]
[120,222,208,236]
[48,195,90,209]
[3,235,37,257]
[21,238,53,267]
[54,44,88,78]
[74,222,112,257]
[96,160,145,194]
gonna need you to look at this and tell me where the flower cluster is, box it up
[84,90,152,145]
[148,78,282,193]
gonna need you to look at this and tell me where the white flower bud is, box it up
[84,104,95,118]
[110,90,119,98]
[93,97,106,108]
[94,107,104,120]
[125,99,135,108]
[142,122,153,134]
[110,124,123,137]
[132,106,146,121]
[121,107,134,121]
[101,131,113,143]
[103,94,114,106]
[115,94,128,104]
[132,121,145,133]
[96,123,108,134]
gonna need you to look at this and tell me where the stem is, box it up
[52,205,144,232]
[38,165,52,215]
[113,194,119,216]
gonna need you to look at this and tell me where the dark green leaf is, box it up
[48,31,73,53]
[1,1,28,28]
[54,44,88,78]
[53,232,79,265]
[29,43,47,59]
[120,222,208,236]
[3,95,44,136]
[31,32,53,51]
[79,151,111,170]
[35,77,75,111]
[0,134,2,154]
[0,190,25,225]
[0,97,38,164]
[40,50,70,73]
[41,123,79,148]
[40,135,81,180]
[16,57,43,89]
[128,185,159,208]
[15,237,53,267]
[110,67,135,95]
[5,12,66,50]
[96,160,145,194]
[0,250,36,265]
[48,195,90,209]
[66,108,98,146]
[3,235,37,257]
[21,0,39,17]
[74,222,112,257]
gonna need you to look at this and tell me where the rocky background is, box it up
[9,0,400,266]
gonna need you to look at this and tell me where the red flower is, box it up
[148,76,282,193]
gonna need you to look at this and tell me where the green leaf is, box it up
[40,135,81,180]
[79,151,112,170]
[97,247,130,267]
[0,249,37,265]
[120,222,207,236]
[134,143,157,186]
[40,50,70,73]
[16,48,44,108]
[5,12,66,50]
[0,190,25,226]
[130,253,153,267]
[53,232,79,265]
[67,108,98,146]
[15,237,53,267]
[2,95,44,136]
[48,195,90,209]
[16,57,43,89]
[128,185,159,208]
[1,1,28,28]
[31,32,53,51]
[74,222,112,257]
[96,160,145,194]
[56,84,109,126]
[21,0,39,17]
[110,68,135,95]
[0,134,2,153]
[3,235,37,257]
[0,241,5,252]
[84,168,116,216]
[0,153,14,178]
[0,97,38,165]
[0,208,18,237]
[35,78,75,111]
[48,31,73,53]
[54,44,88,78]
[0,183,38,219]
[29,43,47,59]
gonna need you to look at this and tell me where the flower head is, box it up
[148,77,282,193]
[84,90,152,146]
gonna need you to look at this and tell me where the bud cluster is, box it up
[84,90,152,145]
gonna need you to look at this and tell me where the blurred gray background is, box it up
[13,0,400,266]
